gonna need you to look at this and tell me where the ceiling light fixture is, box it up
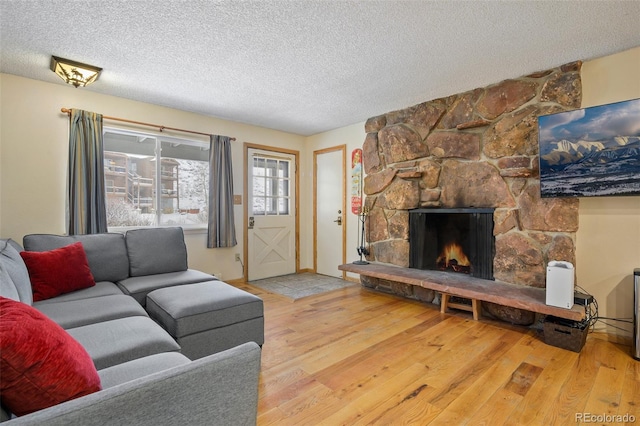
[50,56,102,88]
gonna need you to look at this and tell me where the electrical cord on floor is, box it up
[576,284,633,335]
[596,320,633,334]
[597,316,633,323]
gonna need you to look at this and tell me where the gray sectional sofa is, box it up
[0,228,263,425]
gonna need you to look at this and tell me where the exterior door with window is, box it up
[247,148,296,281]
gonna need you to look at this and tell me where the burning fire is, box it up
[436,242,470,268]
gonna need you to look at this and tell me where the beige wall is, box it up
[577,46,640,336]
[0,74,308,280]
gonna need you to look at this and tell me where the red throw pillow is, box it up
[20,242,96,302]
[0,297,101,416]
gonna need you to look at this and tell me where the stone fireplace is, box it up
[409,208,494,280]
[360,61,582,324]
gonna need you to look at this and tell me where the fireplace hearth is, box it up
[409,208,495,280]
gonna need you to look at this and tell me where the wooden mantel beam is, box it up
[339,262,585,321]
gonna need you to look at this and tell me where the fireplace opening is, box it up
[409,208,495,280]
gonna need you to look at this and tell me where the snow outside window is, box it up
[103,128,210,229]
[251,155,290,216]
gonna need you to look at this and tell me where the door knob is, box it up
[333,216,342,226]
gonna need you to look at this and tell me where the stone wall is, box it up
[361,62,582,323]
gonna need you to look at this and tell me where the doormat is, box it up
[249,273,356,299]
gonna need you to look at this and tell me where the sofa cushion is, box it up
[66,316,181,370]
[125,227,188,277]
[0,297,101,416]
[117,269,215,306]
[0,262,20,301]
[23,233,130,283]
[20,242,96,302]
[33,281,124,305]
[35,294,149,329]
[0,239,33,305]
[98,352,190,389]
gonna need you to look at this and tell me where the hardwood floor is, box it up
[234,282,639,425]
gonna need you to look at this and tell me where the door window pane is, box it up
[251,155,291,216]
[266,159,277,177]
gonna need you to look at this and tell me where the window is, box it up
[251,154,291,216]
[103,128,209,228]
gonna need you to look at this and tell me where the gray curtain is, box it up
[67,109,108,235]
[207,135,237,248]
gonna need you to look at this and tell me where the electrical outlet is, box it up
[235,253,241,262]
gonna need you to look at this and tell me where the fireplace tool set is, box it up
[354,206,369,265]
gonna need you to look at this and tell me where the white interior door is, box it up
[248,149,296,281]
[315,147,345,278]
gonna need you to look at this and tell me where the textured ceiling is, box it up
[1,1,639,136]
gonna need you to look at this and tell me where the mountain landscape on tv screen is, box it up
[538,98,640,197]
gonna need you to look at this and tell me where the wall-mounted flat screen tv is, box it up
[538,97,640,198]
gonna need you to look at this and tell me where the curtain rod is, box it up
[60,108,236,141]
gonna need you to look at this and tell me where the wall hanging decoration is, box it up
[538,97,640,197]
[351,148,368,264]
[351,148,363,214]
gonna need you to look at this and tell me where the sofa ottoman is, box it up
[146,281,264,360]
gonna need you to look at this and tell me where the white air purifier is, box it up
[546,261,574,309]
